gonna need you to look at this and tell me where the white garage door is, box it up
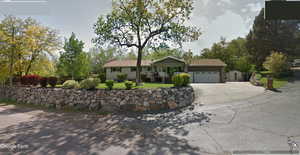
[193,71,220,83]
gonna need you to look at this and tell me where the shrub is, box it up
[124,81,134,90]
[80,78,100,90]
[39,77,48,87]
[21,75,41,86]
[105,80,114,90]
[47,77,58,87]
[99,73,106,83]
[117,73,127,82]
[172,73,190,87]
[263,52,288,77]
[62,80,80,89]
[172,74,183,87]
[180,73,190,86]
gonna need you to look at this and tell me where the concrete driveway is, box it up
[191,82,266,105]
[0,74,300,154]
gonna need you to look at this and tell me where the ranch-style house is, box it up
[104,56,227,83]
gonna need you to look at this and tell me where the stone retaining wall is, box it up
[0,86,194,112]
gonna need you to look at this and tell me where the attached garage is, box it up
[192,71,220,83]
[188,59,226,83]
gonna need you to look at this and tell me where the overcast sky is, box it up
[0,0,264,55]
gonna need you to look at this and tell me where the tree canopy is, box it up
[0,15,60,85]
[93,0,201,84]
[246,8,300,69]
[200,37,252,73]
[56,33,90,80]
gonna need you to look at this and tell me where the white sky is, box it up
[0,0,264,55]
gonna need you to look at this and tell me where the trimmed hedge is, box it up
[124,81,134,90]
[62,80,80,89]
[105,80,114,90]
[80,78,100,90]
[172,73,191,87]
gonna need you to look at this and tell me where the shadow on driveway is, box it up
[0,105,211,155]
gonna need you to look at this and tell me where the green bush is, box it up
[172,73,190,87]
[124,81,134,90]
[180,73,190,86]
[99,73,106,83]
[80,78,100,90]
[117,73,127,82]
[172,74,183,87]
[62,80,80,89]
[263,52,288,77]
[105,80,114,90]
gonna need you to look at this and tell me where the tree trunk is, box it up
[9,27,15,87]
[136,47,142,86]
[17,53,23,77]
[25,57,35,75]
[9,49,14,86]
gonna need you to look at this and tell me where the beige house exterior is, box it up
[103,56,227,83]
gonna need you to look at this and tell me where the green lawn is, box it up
[256,72,289,89]
[259,77,289,89]
[96,82,174,89]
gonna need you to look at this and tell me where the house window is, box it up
[131,67,136,72]
[111,67,121,72]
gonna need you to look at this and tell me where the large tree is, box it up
[0,16,24,86]
[201,37,251,72]
[23,20,60,75]
[0,16,60,86]
[93,0,201,85]
[246,8,300,69]
[57,33,90,80]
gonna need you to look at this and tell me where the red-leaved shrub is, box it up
[39,77,48,87]
[21,75,41,86]
[47,77,58,87]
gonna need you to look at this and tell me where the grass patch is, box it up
[256,72,289,89]
[96,82,173,89]
[259,77,289,89]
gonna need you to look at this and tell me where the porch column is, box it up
[162,65,166,83]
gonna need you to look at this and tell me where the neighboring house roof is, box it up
[103,60,152,68]
[189,59,227,67]
[103,57,226,68]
